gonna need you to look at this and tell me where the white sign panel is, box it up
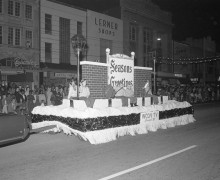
[140,111,159,124]
[108,57,134,87]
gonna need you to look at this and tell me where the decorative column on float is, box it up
[131,51,135,60]
[106,48,110,85]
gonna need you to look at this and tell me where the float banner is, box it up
[140,111,159,124]
[108,57,134,87]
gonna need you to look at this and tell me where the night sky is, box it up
[152,0,220,51]
[58,0,220,51]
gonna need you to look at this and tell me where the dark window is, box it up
[143,44,146,54]
[100,38,112,63]
[8,27,13,45]
[45,14,52,34]
[208,67,213,74]
[143,57,146,67]
[143,30,147,43]
[15,2,20,16]
[45,42,52,63]
[25,4,32,19]
[0,0,2,13]
[8,0,13,15]
[8,27,21,46]
[26,30,32,48]
[15,28,20,45]
[143,29,147,54]
[0,26,2,44]
[77,21,82,35]
[59,17,70,64]
[129,25,136,41]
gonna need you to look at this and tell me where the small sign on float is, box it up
[140,111,159,123]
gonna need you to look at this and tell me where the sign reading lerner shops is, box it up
[95,18,118,36]
[87,10,122,40]
[108,57,134,87]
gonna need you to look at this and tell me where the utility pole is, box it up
[148,51,157,94]
[172,40,175,73]
[203,38,206,85]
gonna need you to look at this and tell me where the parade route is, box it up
[98,145,197,180]
[0,102,220,180]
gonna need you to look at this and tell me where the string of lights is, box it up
[155,56,220,64]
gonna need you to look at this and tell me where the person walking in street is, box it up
[27,90,35,114]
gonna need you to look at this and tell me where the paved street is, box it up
[0,102,220,180]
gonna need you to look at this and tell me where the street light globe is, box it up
[157,37,161,41]
[71,34,87,54]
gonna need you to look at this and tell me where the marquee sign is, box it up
[108,55,134,87]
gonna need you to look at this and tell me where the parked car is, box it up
[0,113,31,146]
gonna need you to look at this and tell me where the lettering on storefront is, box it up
[140,111,159,124]
[95,18,118,37]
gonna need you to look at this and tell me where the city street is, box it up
[0,102,220,180]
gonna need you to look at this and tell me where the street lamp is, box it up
[148,50,157,94]
[71,34,87,99]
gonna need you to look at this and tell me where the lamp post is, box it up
[153,51,156,95]
[71,34,87,99]
[148,50,157,94]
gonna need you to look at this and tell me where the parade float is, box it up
[31,50,195,144]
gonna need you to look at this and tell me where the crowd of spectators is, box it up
[0,81,68,115]
[0,80,219,115]
[157,84,220,104]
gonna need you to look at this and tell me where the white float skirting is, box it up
[32,114,195,144]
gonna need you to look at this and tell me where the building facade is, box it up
[171,37,218,85]
[86,10,123,63]
[105,0,173,71]
[40,0,87,86]
[0,0,40,88]
[183,37,217,84]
